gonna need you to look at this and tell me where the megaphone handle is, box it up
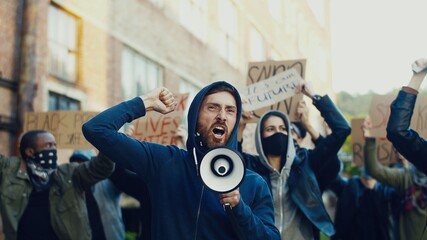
[223,202,232,210]
[224,203,246,240]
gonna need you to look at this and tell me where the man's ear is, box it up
[24,148,34,158]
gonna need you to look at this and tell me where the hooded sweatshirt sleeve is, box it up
[232,170,281,239]
[364,137,407,192]
[71,153,116,192]
[308,95,351,175]
[82,97,178,182]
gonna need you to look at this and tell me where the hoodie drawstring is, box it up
[193,148,199,176]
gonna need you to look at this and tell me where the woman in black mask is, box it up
[239,80,351,240]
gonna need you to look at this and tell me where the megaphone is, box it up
[199,147,245,193]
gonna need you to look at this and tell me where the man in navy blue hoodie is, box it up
[83,81,280,240]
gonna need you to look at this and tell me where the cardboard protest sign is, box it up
[131,93,189,145]
[241,123,257,155]
[351,118,398,166]
[351,118,365,167]
[375,139,397,166]
[245,59,306,122]
[24,111,98,149]
[368,94,395,138]
[242,68,303,112]
[368,94,427,139]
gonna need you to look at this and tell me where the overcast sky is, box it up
[330,0,427,95]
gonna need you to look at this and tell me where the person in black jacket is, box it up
[329,151,400,240]
[292,99,342,192]
[387,58,427,174]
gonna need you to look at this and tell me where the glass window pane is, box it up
[48,4,77,82]
[217,0,238,66]
[66,53,76,80]
[249,27,266,61]
[121,49,135,99]
[179,80,200,125]
[67,16,76,50]
[48,92,80,110]
[121,47,163,100]
[48,6,57,40]
[179,0,207,41]
[48,44,58,74]
[48,93,57,111]
[57,12,66,46]
[59,97,68,110]
[134,55,147,95]
[268,0,282,22]
[59,47,67,77]
[68,101,80,110]
[147,62,158,91]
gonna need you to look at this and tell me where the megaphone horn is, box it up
[199,147,245,193]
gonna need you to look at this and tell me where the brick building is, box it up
[0,0,333,158]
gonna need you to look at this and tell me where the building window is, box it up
[121,47,164,100]
[179,0,207,42]
[217,0,238,67]
[307,0,325,27]
[268,0,282,22]
[270,48,281,60]
[48,92,80,110]
[48,4,78,82]
[249,27,266,62]
[179,79,200,125]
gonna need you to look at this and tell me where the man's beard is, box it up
[198,126,228,148]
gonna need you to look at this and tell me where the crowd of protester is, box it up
[0,59,426,239]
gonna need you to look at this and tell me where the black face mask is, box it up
[262,133,288,156]
[25,149,58,192]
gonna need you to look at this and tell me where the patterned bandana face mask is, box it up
[25,149,58,192]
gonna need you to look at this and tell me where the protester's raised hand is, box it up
[406,59,427,91]
[241,110,254,123]
[361,115,372,138]
[240,94,254,123]
[412,58,427,74]
[296,100,309,124]
[300,80,316,99]
[237,95,254,142]
[140,87,177,114]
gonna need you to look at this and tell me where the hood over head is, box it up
[255,111,296,174]
[186,81,242,163]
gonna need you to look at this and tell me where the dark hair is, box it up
[19,130,49,158]
[291,122,307,139]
